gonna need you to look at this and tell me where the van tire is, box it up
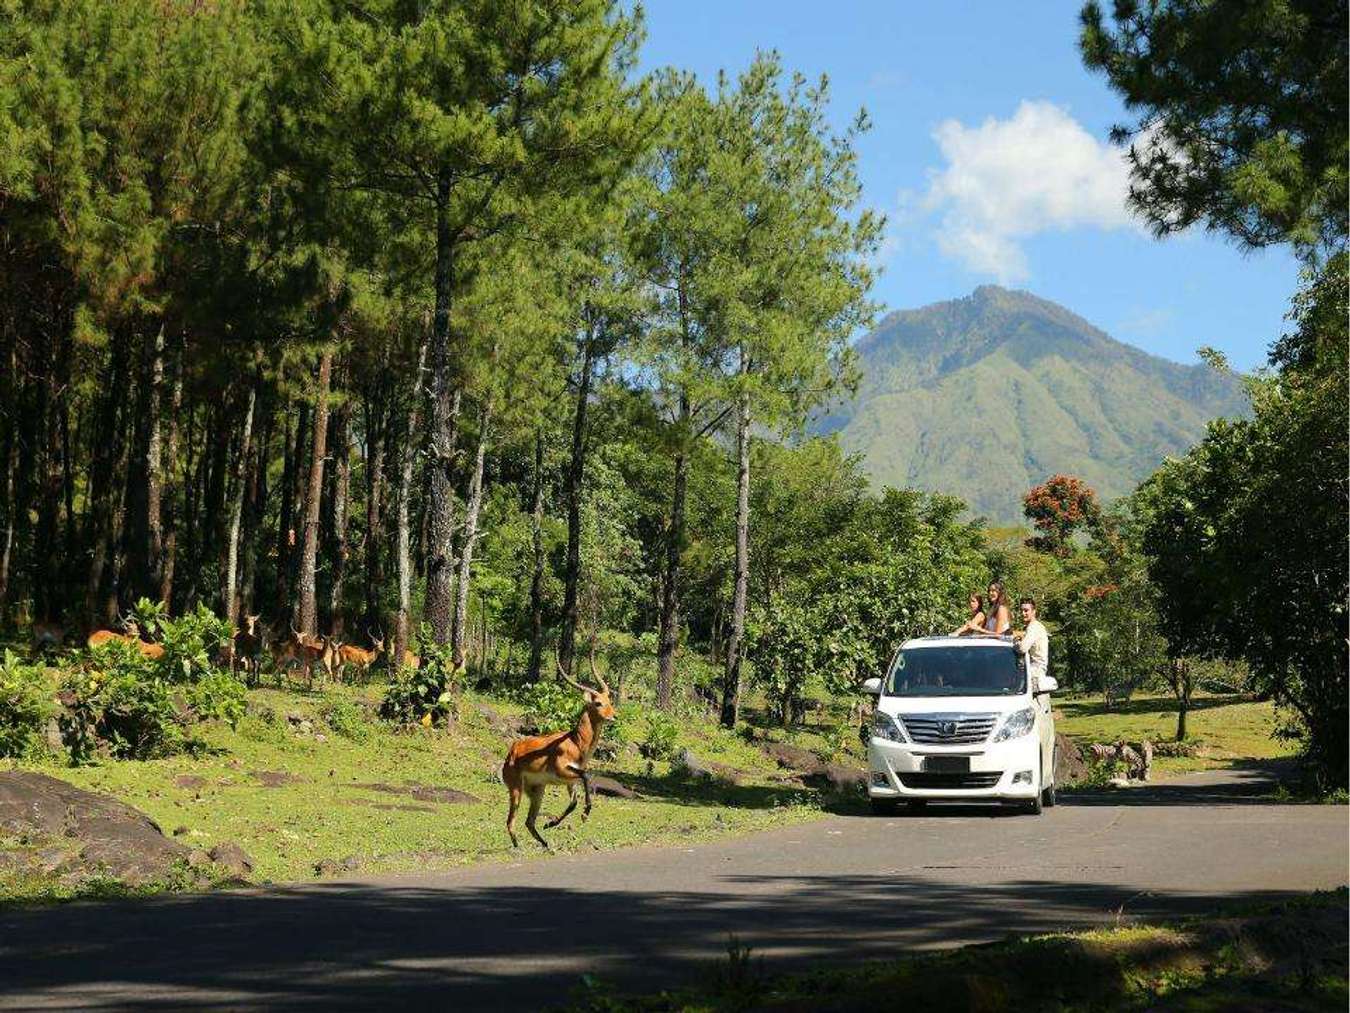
[1042,749,1057,808]
[1025,757,1044,815]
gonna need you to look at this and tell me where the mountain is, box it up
[817,285,1250,523]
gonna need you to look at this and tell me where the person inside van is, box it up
[983,581,1012,635]
[1011,596,1049,687]
[949,592,987,636]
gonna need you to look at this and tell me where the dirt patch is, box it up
[348,782,479,805]
[173,775,207,790]
[369,802,437,814]
[250,770,305,788]
[0,771,191,888]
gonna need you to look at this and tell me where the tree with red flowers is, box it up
[1023,475,1101,556]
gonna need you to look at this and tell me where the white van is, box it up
[862,635,1057,815]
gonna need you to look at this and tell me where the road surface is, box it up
[1,763,1345,1010]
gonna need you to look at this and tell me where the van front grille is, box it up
[900,713,998,745]
[898,772,1002,790]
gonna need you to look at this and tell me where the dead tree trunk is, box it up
[295,349,332,636]
[142,325,166,601]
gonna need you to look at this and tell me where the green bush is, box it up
[57,608,245,763]
[639,709,680,762]
[515,678,580,734]
[380,668,454,727]
[321,695,370,740]
[0,650,56,759]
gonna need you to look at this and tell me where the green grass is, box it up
[565,890,1349,1012]
[1055,692,1293,778]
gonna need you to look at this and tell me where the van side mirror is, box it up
[861,677,882,696]
[1034,675,1058,695]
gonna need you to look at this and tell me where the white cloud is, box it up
[923,100,1139,281]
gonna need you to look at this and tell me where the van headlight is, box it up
[871,711,908,744]
[993,707,1035,742]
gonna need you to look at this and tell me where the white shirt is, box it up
[1016,619,1049,686]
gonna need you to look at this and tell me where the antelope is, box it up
[271,626,327,687]
[502,649,615,849]
[336,628,385,681]
[231,614,265,684]
[87,618,164,660]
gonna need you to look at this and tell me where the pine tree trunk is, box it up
[84,334,130,625]
[223,386,257,627]
[560,329,595,673]
[720,370,751,728]
[394,338,430,666]
[143,325,166,601]
[0,407,16,617]
[275,403,296,612]
[425,177,460,646]
[362,391,386,628]
[158,339,184,608]
[240,398,268,616]
[451,396,493,663]
[656,401,689,711]
[327,400,351,636]
[296,349,333,636]
[526,426,547,683]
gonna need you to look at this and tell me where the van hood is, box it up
[880,695,1028,717]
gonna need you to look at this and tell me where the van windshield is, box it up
[886,645,1025,697]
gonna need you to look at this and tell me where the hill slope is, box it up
[818,286,1249,522]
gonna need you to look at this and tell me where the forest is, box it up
[1,0,1346,789]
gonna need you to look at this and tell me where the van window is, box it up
[886,645,1025,697]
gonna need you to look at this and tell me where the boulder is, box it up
[1088,740,1153,781]
[761,741,824,775]
[673,748,712,779]
[590,775,637,799]
[0,771,190,887]
[207,841,254,879]
[1053,734,1089,785]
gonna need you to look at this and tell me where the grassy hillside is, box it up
[820,286,1250,521]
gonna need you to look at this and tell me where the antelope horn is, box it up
[554,646,593,697]
[588,641,610,696]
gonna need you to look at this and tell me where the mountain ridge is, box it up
[818,285,1249,523]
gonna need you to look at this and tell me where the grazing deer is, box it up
[336,629,384,681]
[87,617,164,660]
[502,649,615,849]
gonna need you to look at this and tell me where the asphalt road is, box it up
[2,763,1345,1011]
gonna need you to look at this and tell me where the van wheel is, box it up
[1026,757,1044,815]
[1042,750,1057,808]
[870,798,899,816]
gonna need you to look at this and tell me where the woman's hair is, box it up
[968,592,985,612]
[987,580,1006,605]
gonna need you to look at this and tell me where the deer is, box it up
[502,648,615,849]
[87,617,164,660]
[271,626,330,688]
[230,614,265,684]
[336,628,385,682]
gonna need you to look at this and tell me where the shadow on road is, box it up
[1061,758,1299,807]
[0,870,1311,1011]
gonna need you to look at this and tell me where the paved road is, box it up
[2,764,1345,1011]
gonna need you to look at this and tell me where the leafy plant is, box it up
[0,651,56,759]
[321,695,370,741]
[380,667,454,728]
[638,709,679,762]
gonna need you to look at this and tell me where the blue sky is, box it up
[637,1,1302,371]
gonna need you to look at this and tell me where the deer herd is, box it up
[33,615,622,851]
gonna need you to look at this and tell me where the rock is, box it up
[674,748,712,779]
[172,825,190,837]
[475,703,524,737]
[285,711,305,724]
[186,849,213,871]
[43,717,63,752]
[1053,734,1089,785]
[207,842,254,879]
[295,720,314,735]
[1137,740,1153,781]
[0,771,190,887]
[1088,740,1152,781]
[314,858,342,876]
[314,733,328,743]
[804,767,869,799]
[590,775,637,799]
[761,741,825,775]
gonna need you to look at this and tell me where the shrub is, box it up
[321,695,370,741]
[639,709,679,762]
[156,603,234,683]
[0,650,56,759]
[515,678,580,734]
[380,667,454,727]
